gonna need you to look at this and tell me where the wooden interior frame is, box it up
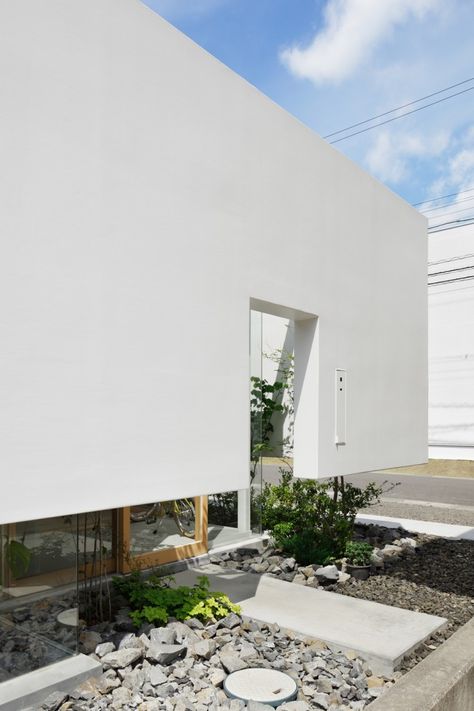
[118,496,208,574]
[1,500,209,596]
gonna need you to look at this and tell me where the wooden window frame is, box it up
[118,496,208,574]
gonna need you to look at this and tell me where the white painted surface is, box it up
[357,513,474,540]
[0,0,427,524]
[428,224,474,459]
[428,445,474,460]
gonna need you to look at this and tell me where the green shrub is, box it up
[260,471,383,565]
[113,572,240,628]
[345,541,373,566]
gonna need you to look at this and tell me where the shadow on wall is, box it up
[266,323,294,457]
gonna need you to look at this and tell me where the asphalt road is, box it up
[261,464,474,508]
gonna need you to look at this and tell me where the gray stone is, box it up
[96,673,121,694]
[279,703,310,711]
[317,678,334,694]
[370,551,384,568]
[119,632,144,649]
[186,617,205,629]
[101,647,143,668]
[252,562,269,573]
[247,702,275,710]
[111,686,132,708]
[122,667,146,690]
[239,640,258,660]
[147,665,168,686]
[149,627,176,645]
[41,691,69,711]
[208,666,226,686]
[95,641,115,657]
[196,687,216,704]
[229,700,246,710]
[220,652,248,673]
[146,643,186,664]
[189,638,216,660]
[314,565,339,581]
[292,573,307,585]
[299,565,315,578]
[382,544,402,557]
[281,557,297,572]
[338,572,351,584]
[167,621,200,643]
[312,692,330,709]
[219,613,241,629]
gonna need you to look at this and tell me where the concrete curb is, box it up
[356,513,474,540]
[369,617,474,711]
[0,654,101,711]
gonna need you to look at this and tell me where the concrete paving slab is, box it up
[175,564,447,676]
[356,513,474,540]
[0,654,101,711]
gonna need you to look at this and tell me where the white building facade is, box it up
[0,0,427,689]
[428,223,474,460]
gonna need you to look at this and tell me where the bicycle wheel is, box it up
[174,498,196,538]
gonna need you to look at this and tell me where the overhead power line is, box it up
[327,86,474,144]
[428,217,474,233]
[429,252,474,266]
[426,205,474,221]
[324,77,474,140]
[413,185,474,207]
[420,194,474,213]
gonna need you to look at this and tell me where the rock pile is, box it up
[38,615,393,710]
[210,530,418,588]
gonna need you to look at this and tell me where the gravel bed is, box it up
[365,499,474,526]
[211,523,474,674]
[37,614,394,710]
[335,534,474,672]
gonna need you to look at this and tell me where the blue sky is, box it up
[143,0,474,226]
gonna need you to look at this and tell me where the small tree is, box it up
[260,471,384,565]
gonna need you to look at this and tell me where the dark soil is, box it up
[334,534,474,671]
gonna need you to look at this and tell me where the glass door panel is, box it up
[120,497,207,571]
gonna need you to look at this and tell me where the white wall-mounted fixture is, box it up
[335,369,347,445]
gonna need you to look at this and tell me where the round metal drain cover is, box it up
[224,668,297,707]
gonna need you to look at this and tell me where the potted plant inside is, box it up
[344,542,373,580]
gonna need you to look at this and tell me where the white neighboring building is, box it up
[428,223,474,460]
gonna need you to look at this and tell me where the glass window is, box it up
[0,517,78,681]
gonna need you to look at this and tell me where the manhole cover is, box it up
[56,608,78,627]
[224,668,297,707]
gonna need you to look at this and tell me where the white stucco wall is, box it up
[0,0,427,524]
[428,224,474,459]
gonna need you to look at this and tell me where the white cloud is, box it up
[280,0,439,85]
[366,129,450,184]
[424,125,474,225]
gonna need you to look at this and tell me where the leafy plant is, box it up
[345,541,373,566]
[259,471,383,565]
[250,376,285,481]
[113,572,240,628]
[3,539,31,578]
